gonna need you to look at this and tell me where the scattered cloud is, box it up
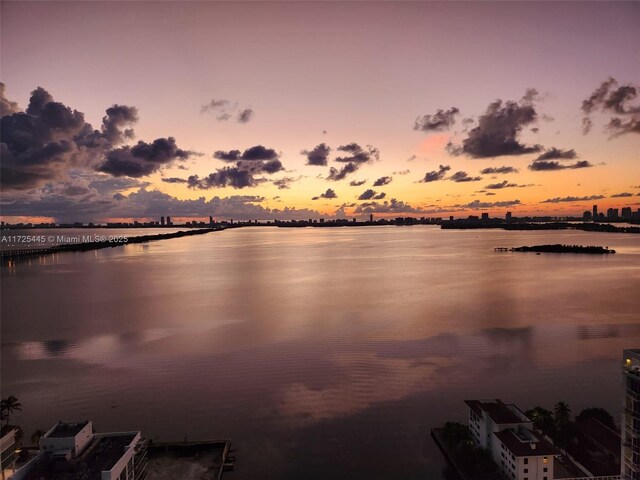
[610,192,633,198]
[581,77,640,136]
[450,171,482,182]
[535,147,577,161]
[541,195,605,203]
[420,165,451,183]
[461,199,521,209]
[393,169,410,175]
[349,179,367,187]
[358,189,386,200]
[480,166,519,175]
[373,176,392,186]
[312,188,337,200]
[273,176,302,190]
[161,177,188,184]
[447,89,542,158]
[528,160,593,171]
[302,143,331,166]
[414,107,459,132]
[201,98,254,123]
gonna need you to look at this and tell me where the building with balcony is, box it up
[623,349,640,480]
[1,428,18,480]
[11,420,147,480]
[465,399,559,480]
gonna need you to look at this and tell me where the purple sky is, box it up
[1,1,639,222]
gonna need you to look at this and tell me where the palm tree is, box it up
[31,429,46,446]
[0,396,22,426]
[554,401,571,426]
[526,406,554,436]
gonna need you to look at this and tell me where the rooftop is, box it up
[465,399,529,425]
[494,429,559,457]
[575,417,621,456]
[20,432,138,480]
[46,421,90,438]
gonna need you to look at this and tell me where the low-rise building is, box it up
[11,420,147,480]
[465,399,559,480]
[1,428,18,480]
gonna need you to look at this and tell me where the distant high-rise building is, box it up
[621,207,632,220]
[166,216,171,226]
[369,214,373,222]
[160,216,165,226]
[481,212,489,221]
[506,212,512,222]
[607,208,619,219]
[449,215,454,221]
[593,204,598,220]
[209,216,213,225]
[622,349,640,479]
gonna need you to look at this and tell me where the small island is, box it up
[495,244,616,254]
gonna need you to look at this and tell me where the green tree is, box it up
[554,401,571,426]
[0,396,22,426]
[440,421,472,451]
[526,406,555,436]
[576,407,616,430]
[31,429,46,446]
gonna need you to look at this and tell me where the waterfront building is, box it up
[12,420,148,480]
[160,216,165,226]
[608,208,619,220]
[1,428,17,480]
[506,212,512,222]
[465,399,558,480]
[166,216,172,226]
[622,207,632,220]
[622,349,640,480]
[482,212,489,221]
[593,204,598,220]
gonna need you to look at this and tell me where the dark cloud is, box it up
[97,137,192,177]
[393,169,410,175]
[450,171,482,182]
[582,77,640,136]
[358,189,377,200]
[480,166,519,175]
[335,143,380,164]
[302,143,331,166]
[485,180,519,189]
[2,87,97,189]
[189,146,284,189]
[0,83,19,116]
[420,164,450,183]
[1,86,192,189]
[327,162,359,181]
[414,107,459,132]
[606,117,640,137]
[349,179,367,186]
[611,192,633,198]
[541,195,605,203]
[447,90,542,158]
[87,176,150,194]
[162,177,188,184]
[215,145,279,162]
[373,176,392,186]
[535,147,577,161]
[237,108,253,123]
[528,160,593,171]
[312,188,337,200]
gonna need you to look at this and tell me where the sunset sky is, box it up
[1,1,639,222]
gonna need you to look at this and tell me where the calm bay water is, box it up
[2,226,640,479]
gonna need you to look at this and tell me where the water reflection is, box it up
[2,226,640,479]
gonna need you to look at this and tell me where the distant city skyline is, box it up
[1,1,639,223]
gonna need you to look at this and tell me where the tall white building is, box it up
[11,420,148,480]
[623,349,640,480]
[466,399,559,480]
